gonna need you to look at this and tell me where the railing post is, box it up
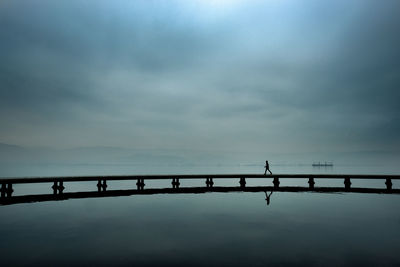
[97,179,107,192]
[6,183,13,197]
[52,181,58,194]
[308,178,315,189]
[344,177,351,190]
[172,178,180,189]
[239,177,246,188]
[136,178,145,190]
[102,179,107,191]
[58,181,65,194]
[206,178,214,188]
[52,181,65,195]
[97,179,102,192]
[273,177,280,189]
[0,183,6,198]
[385,178,392,190]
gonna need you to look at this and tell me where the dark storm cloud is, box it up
[0,0,399,152]
[0,0,230,121]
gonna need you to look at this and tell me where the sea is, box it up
[1,162,400,266]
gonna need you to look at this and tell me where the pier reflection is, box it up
[1,186,399,206]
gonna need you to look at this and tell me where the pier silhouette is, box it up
[1,173,399,205]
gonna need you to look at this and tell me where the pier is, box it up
[1,173,399,205]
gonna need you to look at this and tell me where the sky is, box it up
[0,0,400,158]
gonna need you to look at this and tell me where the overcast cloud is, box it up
[0,0,399,156]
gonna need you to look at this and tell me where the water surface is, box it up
[1,163,400,266]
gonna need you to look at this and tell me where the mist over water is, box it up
[1,143,399,177]
[1,157,399,178]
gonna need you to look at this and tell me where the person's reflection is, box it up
[264,191,273,205]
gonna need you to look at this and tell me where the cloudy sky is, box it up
[1,0,399,157]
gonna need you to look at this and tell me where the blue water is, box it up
[1,163,400,266]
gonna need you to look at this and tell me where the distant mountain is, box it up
[0,142,25,151]
[0,143,31,163]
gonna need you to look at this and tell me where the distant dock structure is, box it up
[312,162,333,167]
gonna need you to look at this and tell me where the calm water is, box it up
[1,163,400,266]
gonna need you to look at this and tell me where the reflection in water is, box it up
[1,185,399,206]
[264,191,273,205]
[1,188,400,266]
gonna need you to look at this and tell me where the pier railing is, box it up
[1,174,399,202]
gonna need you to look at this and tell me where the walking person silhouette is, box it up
[264,160,272,175]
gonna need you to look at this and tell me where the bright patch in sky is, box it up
[201,0,243,7]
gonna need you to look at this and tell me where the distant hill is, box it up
[0,143,24,151]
